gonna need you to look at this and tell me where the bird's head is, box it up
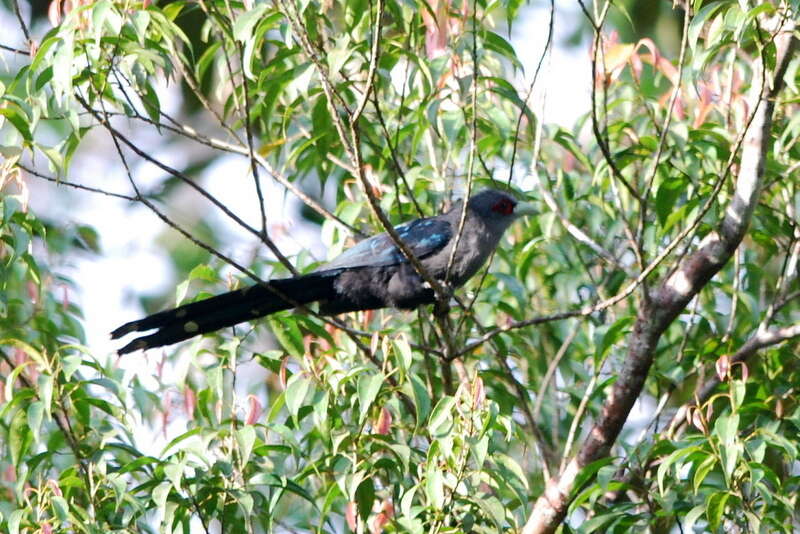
[467,189,536,232]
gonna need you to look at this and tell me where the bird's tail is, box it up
[111,273,337,355]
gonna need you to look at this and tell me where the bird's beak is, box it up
[514,201,537,217]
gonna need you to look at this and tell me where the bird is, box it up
[111,189,535,354]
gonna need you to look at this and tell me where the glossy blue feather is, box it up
[320,217,452,271]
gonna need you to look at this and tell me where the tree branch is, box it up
[21,164,137,201]
[0,42,28,55]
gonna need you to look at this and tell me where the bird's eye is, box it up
[491,198,516,215]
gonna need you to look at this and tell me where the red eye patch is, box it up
[491,197,516,215]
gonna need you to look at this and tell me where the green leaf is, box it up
[553,129,592,171]
[8,509,24,534]
[688,2,728,51]
[233,4,269,42]
[693,454,717,492]
[9,407,32,466]
[248,473,316,504]
[357,372,383,423]
[196,42,222,82]
[285,373,311,418]
[51,496,69,521]
[570,458,616,499]
[705,491,730,532]
[327,34,353,74]
[236,425,256,464]
[29,35,61,72]
[152,481,171,511]
[118,455,160,474]
[721,442,743,483]
[597,464,618,491]
[428,396,455,437]
[582,512,619,533]
[425,468,444,509]
[469,435,489,467]
[731,379,746,409]
[494,453,529,490]
[140,81,162,125]
[713,413,739,445]
[657,446,700,495]
[482,30,522,70]
[355,477,375,522]
[0,105,33,142]
[164,462,183,490]
[160,427,205,456]
[175,279,191,305]
[268,316,305,357]
[26,401,44,441]
[683,504,706,532]
[393,335,413,374]
[655,175,684,227]
[598,316,635,359]
[130,10,151,44]
[409,374,431,426]
[475,496,506,529]
[237,491,254,515]
[37,374,53,420]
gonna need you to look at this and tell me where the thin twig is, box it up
[636,4,691,263]
[237,40,270,240]
[508,0,554,184]
[369,90,424,216]
[533,323,579,429]
[444,3,479,287]
[0,42,28,55]
[21,164,137,200]
[11,0,30,42]
[587,2,642,203]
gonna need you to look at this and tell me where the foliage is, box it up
[0,0,798,532]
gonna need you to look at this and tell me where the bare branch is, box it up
[238,41,270,240]
[636,5,691,252]
[21,164,137,201]
[508,0,554,183]
[369,91,424,217]
[10,0,30,43]
[588,3,643,204]
[0,42,28,55]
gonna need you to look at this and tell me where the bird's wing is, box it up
[320,217,452,270]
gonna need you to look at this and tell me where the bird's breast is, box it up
[439,225,497,287]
